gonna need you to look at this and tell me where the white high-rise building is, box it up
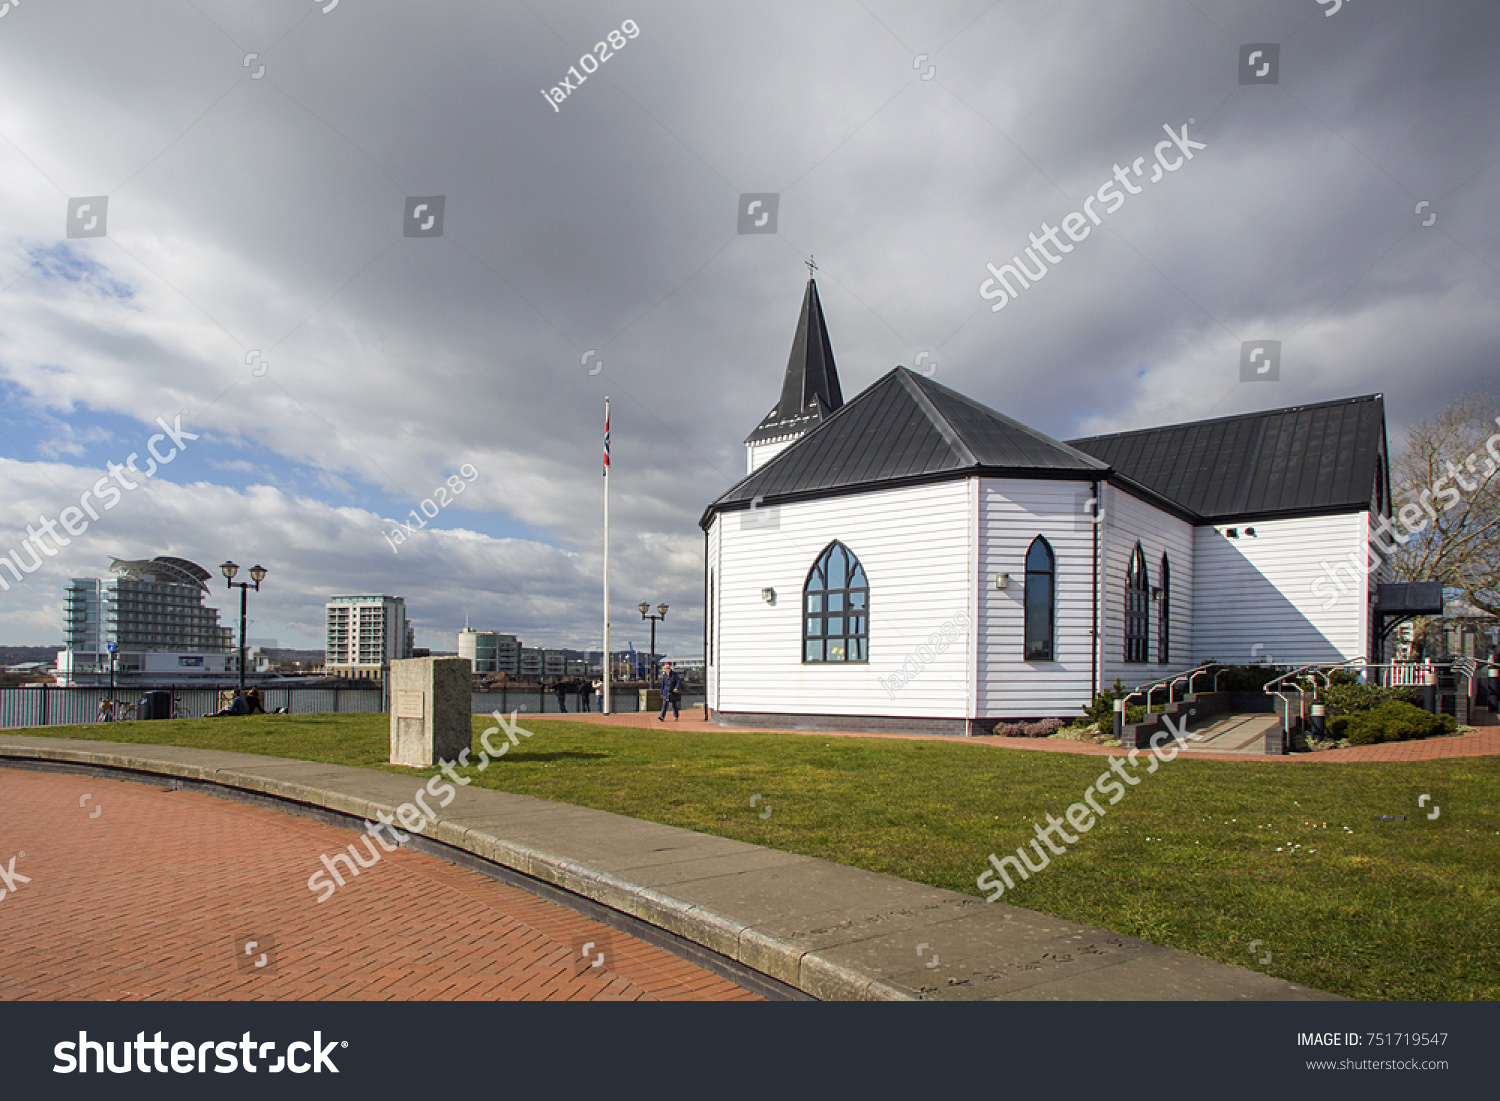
[325,595,410,679]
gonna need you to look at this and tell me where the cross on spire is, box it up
[805,255,818,278]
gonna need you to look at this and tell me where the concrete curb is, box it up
[0,735,1339,1001]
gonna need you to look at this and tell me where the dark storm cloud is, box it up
[0,0,1495,650]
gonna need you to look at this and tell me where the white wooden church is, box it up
[699,277,1392,734]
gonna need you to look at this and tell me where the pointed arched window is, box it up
[1157,553,1171,664]
[1024,536,1055,661]
[1124,543,1150,663]
[803,542,869,662]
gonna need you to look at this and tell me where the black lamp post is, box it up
[220,561,267,692]
[638,601,668,686]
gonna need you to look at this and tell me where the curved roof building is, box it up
[109,556,215,592]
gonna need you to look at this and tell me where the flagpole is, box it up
[602,396,611,715]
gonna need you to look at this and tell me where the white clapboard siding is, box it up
[713,480,972,718]
[976,477,1099,718]
[747,436,798,473]
[1098,483,1197,690]
[1192,512,1370,665]
[707,519,721,709]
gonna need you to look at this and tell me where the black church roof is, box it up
[705,368,1106,523]
[1067,394,1386,522]
[706,364,1387,528]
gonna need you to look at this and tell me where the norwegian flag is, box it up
[602,404,610,475]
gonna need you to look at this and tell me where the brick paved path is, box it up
[0,767,758,1002]
[531,710,1500,762]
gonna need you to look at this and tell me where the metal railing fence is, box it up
[0,684,706,729]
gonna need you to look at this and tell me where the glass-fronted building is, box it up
[457,630,521,677]
[60,557,234,683]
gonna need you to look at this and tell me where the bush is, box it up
[993,717,1068,738]
[1080,681,1146,727]
[1215,664,1288,692]
[1343,701,1446,745]
[1326,715,1353,741]
[1080,680,1129,726]
[1322,683,1421,717]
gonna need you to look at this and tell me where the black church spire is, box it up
[745,278,844,448]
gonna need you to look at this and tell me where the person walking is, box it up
[577,678,592,712]
[657,662,683,722]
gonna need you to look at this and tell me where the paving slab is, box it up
[0,734,1339,1002]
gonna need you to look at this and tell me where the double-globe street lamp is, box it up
[220,561,267,692]
[638,601,668,685]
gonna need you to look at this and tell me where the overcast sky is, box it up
[1,0,1496,655]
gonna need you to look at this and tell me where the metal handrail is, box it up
[1121,662,1220,713]
[1452,656,1498,677]
[1262,657,1368,733]
[1188,664,1235,695]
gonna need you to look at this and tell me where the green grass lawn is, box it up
[15,713,1500,1001]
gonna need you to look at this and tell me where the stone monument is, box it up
[389,656,472,767]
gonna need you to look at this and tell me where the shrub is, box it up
[1080,681,1146,727]
[1326,715,1353,741]
[1343,701,1445,745]
[1322,684,1421,717]
[993,718,1068,738]
[1022,717,1064,738]
[1080,680,1129,727]
[1216,664,1288,692]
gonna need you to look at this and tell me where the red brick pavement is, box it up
[531,710,1500,762]
[0,767,758,1002]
